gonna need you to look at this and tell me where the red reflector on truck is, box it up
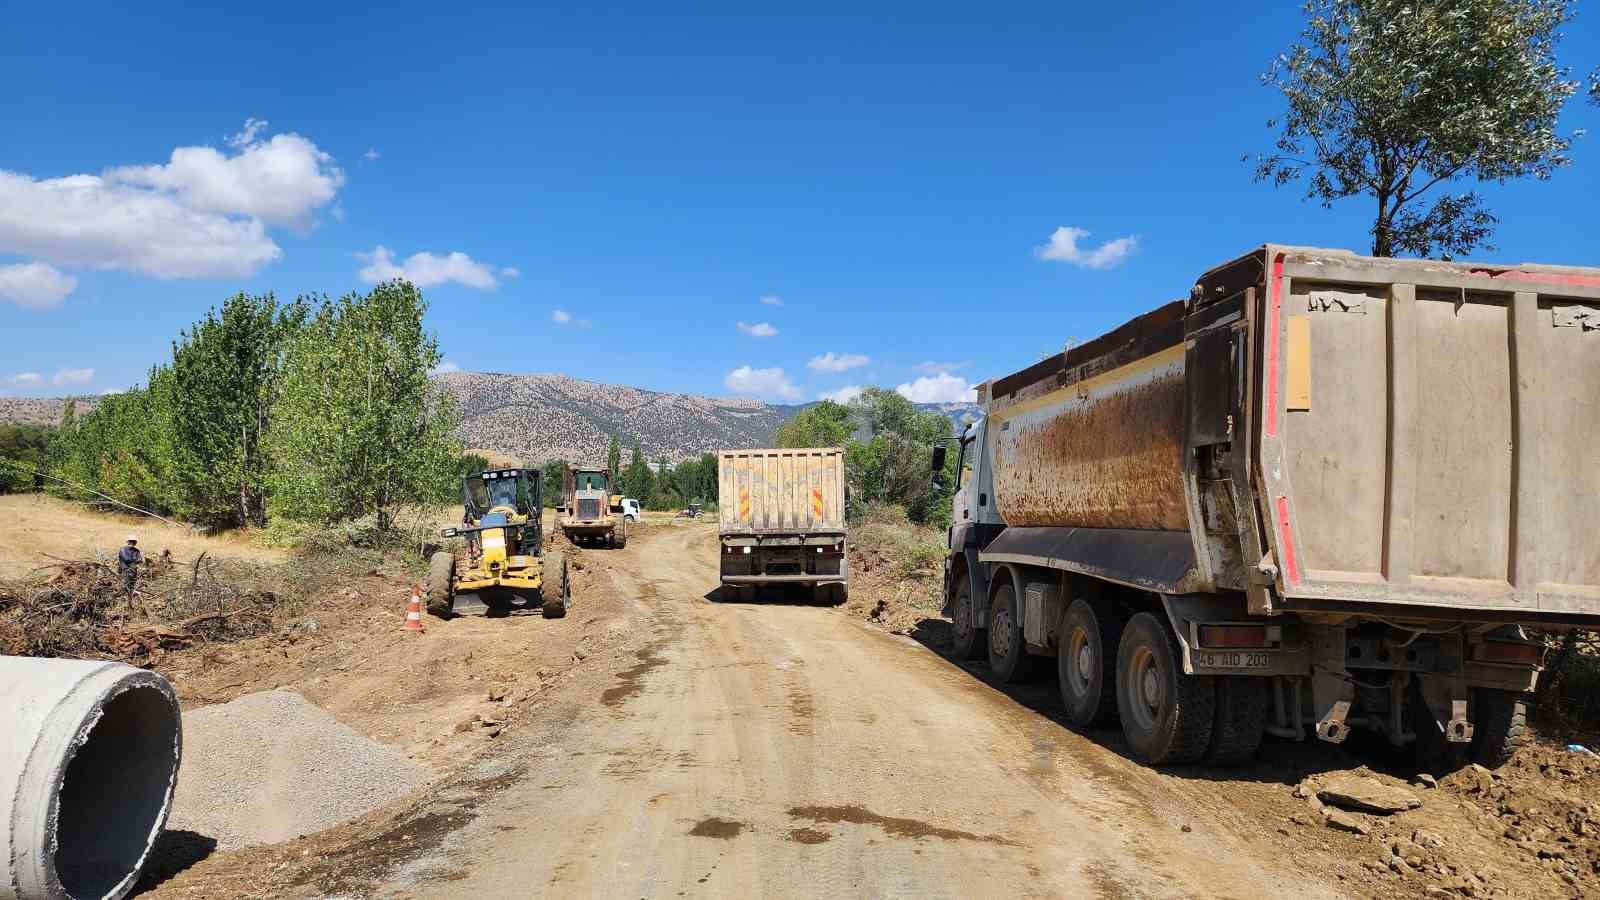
[1474,641,1541,666]
[1198,625,1268,649]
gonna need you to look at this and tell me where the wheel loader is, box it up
[428,468,570,618]
[557,467,628,549]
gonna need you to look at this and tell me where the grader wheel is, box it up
[542,557,571,619]
[426,551,455,617]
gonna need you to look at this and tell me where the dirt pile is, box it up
[167,690,433,849]
[844,505,947,637]
[1273,745,1600,898]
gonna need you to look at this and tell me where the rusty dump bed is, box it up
[984,244,1600,621]
[718,447,847,536]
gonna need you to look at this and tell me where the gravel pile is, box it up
[166,690,432,849]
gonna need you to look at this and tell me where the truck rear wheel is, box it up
[1058,599,1125,728]
[1116,613,1215,765]
[1204,676,1268,765]
[1471,689,1529,768]
[426,551,455,617]
[950,579,985,660]
[987,583,1033,683]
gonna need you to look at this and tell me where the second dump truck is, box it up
[718,447,848,602]
[942,244,1600,768]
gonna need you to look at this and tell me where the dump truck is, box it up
[940,244,1600,768]
[558,467,627,548]
[718,447,847,602]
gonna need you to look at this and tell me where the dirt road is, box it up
[378,522,1341,899]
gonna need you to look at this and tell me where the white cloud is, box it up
[807,351,870,373]
[52,368,93,387]
[226,118,269,149]
[109,126,344,229]
[500,267,520,279]
[724,365,801,401]
[896,373,977,404]
[551,309,591,327]
[357,246,504,289]
[0,170,281,279]
[914,360,970,375]
[1034,226,1139,269]
[0,262,77,309]
[818,385,863,403]
[430,361,462,375]
[737,321,778,337]
[760,295,783,306]
[0,119,344,282]
[4,372,43,388]
[364,148,380,161]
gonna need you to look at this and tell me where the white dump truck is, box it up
[718,447,848,602]
[939,244,1600,767]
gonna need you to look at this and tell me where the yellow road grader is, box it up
[428,468,570,618]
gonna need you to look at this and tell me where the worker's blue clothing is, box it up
[117,545,143,570]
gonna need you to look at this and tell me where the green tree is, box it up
[773,400,855,449]
[606,435,621,476]
[0,424,55,493]
[266,281,461,525]
[621,442,654,504]
[51,369,185,516]
[1254,0,1583,258]
[169,292,306,526]
[541,458,568,508]
[652,456,677,509]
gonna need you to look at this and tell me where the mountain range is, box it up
[0,373,981,466]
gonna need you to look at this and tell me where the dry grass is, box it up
[0,494,284,579]
[845,503,948,633]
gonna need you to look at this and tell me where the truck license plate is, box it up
[1194,650,1271,669]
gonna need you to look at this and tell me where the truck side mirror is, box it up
[930,445,947,489]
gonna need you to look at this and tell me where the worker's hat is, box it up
[126,535,138,543]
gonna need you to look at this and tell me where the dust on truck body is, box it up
[943,244,1600,767]
[718,447,848,602]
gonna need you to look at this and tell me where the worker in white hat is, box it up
[117,535,143,596]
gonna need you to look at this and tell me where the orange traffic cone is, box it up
[403,585,426,632]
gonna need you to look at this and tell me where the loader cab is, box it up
[567,468,613,523]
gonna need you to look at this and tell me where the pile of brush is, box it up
[0,551,277,663]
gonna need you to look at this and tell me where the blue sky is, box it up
[3,2,1597,404]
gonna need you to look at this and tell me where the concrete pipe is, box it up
[1,657,181,900]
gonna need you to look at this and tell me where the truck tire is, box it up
[1058,599,1124,728]
[987,583,1033,683]
[1204,676,1268,765]
[1116,612,1215,765]
[614,523,628,549]
[542,557,569,619]
[426,551,454,617]
[1470,689,1529,768]
[950,579,986,661]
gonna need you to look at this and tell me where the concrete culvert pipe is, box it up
[1,657,181,900]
